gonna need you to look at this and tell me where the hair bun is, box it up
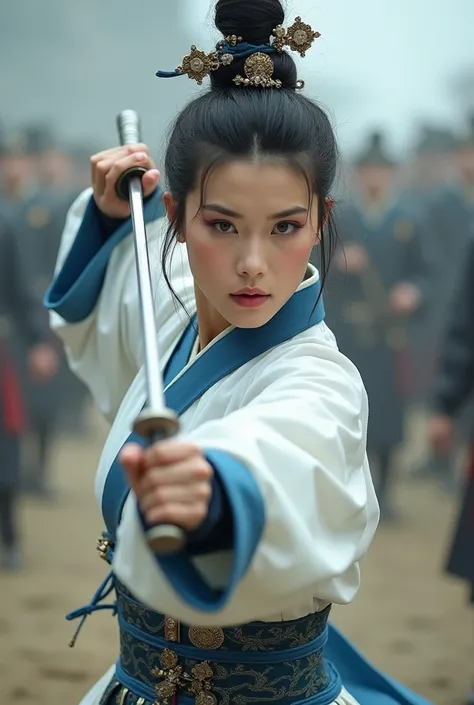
[212,0,298,91]
[215,0,285,45]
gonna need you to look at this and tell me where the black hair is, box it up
[162,0,338,311]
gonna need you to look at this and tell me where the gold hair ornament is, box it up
[233,53,282,89]
[272,17,321,57]
[161,17,320,88]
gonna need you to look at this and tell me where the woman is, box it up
[46,1,432,703]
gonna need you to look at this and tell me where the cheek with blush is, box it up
[276,238,314,277]
[186,231,229,284]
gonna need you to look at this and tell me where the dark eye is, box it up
[213,221,236,234]
[272,222,298,235]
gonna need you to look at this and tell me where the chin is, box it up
[227,306,279,330]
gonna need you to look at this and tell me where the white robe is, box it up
[50,189,379,705]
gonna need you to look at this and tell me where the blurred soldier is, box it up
[405,125,458,210]
[69,144,96,191]
[0,212,58,569]
[13,126,89,496]
[323,131,431,520]
[424,116,474,339]
[402,127,459,459]
[429,236,474,705]
[416,115,474,486]
[0,134,33,211]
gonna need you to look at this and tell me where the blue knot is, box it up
[155,42,278,80]
[223,42,277,61]
[66,571,117,647]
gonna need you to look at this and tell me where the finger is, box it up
[94,162,158,203]
[143,440,202,468]
[103,152,157,199]
[93,157,115,198]
[142,169,160,198]
[90,144,150,186]
[119,443,147,486]
[144,503,208,531]
[139,458,212,492]
[139,482,211,514]
[90,144,149,168]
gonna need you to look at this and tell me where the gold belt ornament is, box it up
[97,536,113,562]
[152,648,217,705]
[96,535,222,704]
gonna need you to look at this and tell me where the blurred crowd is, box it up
[0,113,473,580]
[320,114,474,518]
[0,124,94,569]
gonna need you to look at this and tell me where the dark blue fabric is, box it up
[44,192,165,323]
[155,41,278,79]
[113,579,339,705]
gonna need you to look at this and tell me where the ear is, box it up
[163,191,185,243]
[324,196,334,226]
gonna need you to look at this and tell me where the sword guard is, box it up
[133,408,186,555]
[115,165,148,201]
[133,408,179,440]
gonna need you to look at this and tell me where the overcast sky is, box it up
[0,0,472,157]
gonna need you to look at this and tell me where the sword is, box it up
[115,109,186,555]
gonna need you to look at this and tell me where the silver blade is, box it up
[128,177,165,410]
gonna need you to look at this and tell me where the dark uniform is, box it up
[434,234,474,593]
[404,127,459,404]
[13,129,89,495]
[0,214,48,568]
[431,234,474,705]
[15,188,74,491]
[322,132,431,519]
[403,125,459,215]
[415,121,474,489]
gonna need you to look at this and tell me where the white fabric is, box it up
[52,190,377,705]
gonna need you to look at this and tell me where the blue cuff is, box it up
[137,471,233,556]
[44,192,165,323]
[141,450,265,613]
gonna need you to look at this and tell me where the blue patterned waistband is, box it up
[114,579,342,705]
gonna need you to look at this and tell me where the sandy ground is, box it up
[0,409,472,705]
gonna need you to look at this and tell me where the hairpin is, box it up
[234,53,282,89]
[272,17,321,57]
[155,17,320,88]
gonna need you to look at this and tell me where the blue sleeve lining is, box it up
[44,192,165,323]
[141,449,265,612]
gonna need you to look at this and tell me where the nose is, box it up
[236,239,267,278]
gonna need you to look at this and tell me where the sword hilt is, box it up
[133,409,186,555]
[116,109,147,200]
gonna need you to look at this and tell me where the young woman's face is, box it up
[171,160,319,338]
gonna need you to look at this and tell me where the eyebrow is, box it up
[202,204,309,219]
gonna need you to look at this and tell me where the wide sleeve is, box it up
[45,188,195,423]
[113,332,379,626]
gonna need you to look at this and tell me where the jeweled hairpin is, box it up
[155,16,320,88]
[176,46,220,85]
[272,17,321,57]
[234,53,282,89]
